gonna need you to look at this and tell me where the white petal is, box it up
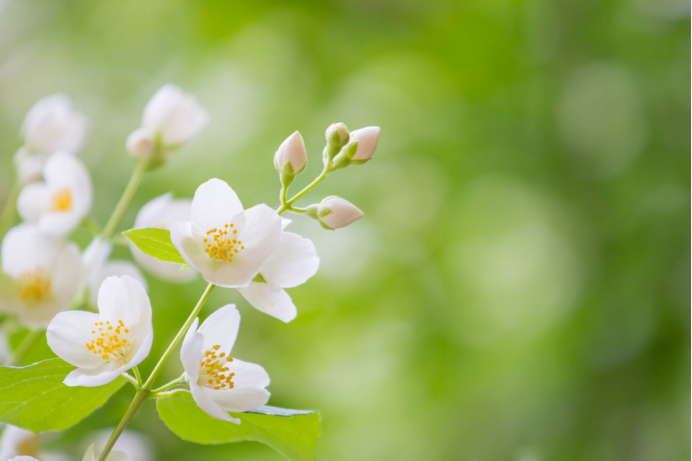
[17,183,50,223]
[64,365,126,387]
[170,221,213,275]
[191,179,243,231]
[238,281,297,323]
[0,425,35,461]
[47,310,104,368]
[209,360,270,412]
[88,261,146,307]
[260,231,319,288]
[142,85,184,130]
[127,332,153,370]
[97,276,152,341]
[49,241,83,301]
[190,383,239,423]
[227,358,271,389]
[134,193,172,228]
[1,224,58,277]
[17,297,69,329]
[180,318,203,382]
[197,304,240,355]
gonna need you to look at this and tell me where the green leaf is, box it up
[0,358,126,432]
[122,228,185,264]
[156,391,321,460]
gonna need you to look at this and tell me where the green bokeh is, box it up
[0,0,689,460]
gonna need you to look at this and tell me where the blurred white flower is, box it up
[47,276,153,387]
[170,179,281,287]
[92,429,151,461]
[238,228,319,322]
[349,126,380,161]
[0,425,69,461]
[13,148,48,185]
[181,305,270,423]
[84,239,146,307]
[125,128,156,160]
[17,152,93,237]
[130,193,195,282]
[274,131,307,175]
[82,443,131,461]
[313,196,364,230]
[21,93,88,155]
[141,84,209,148]
[0,224,82,328]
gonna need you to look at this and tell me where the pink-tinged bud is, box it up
[349,126,380,161]
[316,196,364,230]
[274,131,308,175]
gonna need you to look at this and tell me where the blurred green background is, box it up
[0,0,689,460]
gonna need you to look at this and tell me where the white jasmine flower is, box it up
[349,126,381,161]
[17,152,93,237]
[0,425,69,461]
[46,276,153,387]
[21,93,88,155]
[92,429,152,461]
[170,179,282,288]
[274,131,307,175]
[141,84,209,148]
[181,305,270,423]
[1,224,82,328]
[314,196,364,229]
[84,239,147,307]
[238,228,319,322]
[130,193,195,282]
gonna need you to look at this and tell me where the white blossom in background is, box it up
[312,196,364,230]
[130,193,195,281]
[91,429,152,461]
[47,276,153,387]
[15,93,89,184]
[274,131,307,175]
[82,444,131,461]
[0,425,69,461]
[181,305,270,423]
[0,224,82,328]
[348,126,381,161]
[139,84,209,149]
[170,179,282,287]
[83,239,147,307]
[238,223,319,322]
[17,152,93,237]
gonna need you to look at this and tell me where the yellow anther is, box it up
[16,268,51,303]
[48,188,73,212]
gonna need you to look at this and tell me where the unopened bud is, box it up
[127,128,156,160]
[349,126,380,162]
[311,196,364,230]
[325,122,349,148]
[274,131,307,176]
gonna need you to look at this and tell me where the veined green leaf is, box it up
[156,391,321,460]
[0,358,126,432]
[122,228,185,264]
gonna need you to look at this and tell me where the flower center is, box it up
[86,319,131,361]
[203,224,244,263]
[49,188,73,212]
[198,344,235,390]
[17,433,40,457]
[16,268,51,303]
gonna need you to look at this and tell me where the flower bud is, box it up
[325,122,349,148]
[311,196,364,230]
[349,126,380,161]
[274,131,307,176]
[142,84,209,148]
[126,128,156,160]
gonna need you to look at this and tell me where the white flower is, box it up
[349,126,381,161]
[170,179,282,288]
[21,93,89,155]
[82,443,131,461]
[17,152,93,237]
[1,224,82,328]
[47,275,153,387]
[14,148,48,185]
[238,224,319,322]
[0,425,69,461]
[181,305,270,423]
[141,84,209,148]
[315,196,364,229]
[274,131,307,175]
[84,239,147,307]
[126,128,156,160]
[91,429,152,461]
[130,193,195,282]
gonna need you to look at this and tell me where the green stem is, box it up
[101,160,149,240]
[277,164,330,215]
[96,282,216,461]
[120,373,139,388]
[0,178,20,238]
[151,374,186,394]
[133,366,143,387]
[5,330,40,366]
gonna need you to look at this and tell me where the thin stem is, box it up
[5,330,40,366]
[97,282,216,461]
[151,375,186,394]
[132,366,143,387]
[96,390,148,461]
[276,164,330,215]
[101,160,148,240]
[120,373,139,388]
[0,178,20,238]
